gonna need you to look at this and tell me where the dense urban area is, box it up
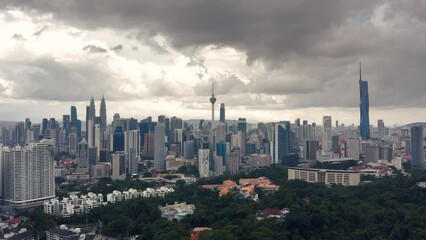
[0,73,425,239]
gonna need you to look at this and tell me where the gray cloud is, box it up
[3,0,426,111]
[110,44,123,51]
[33,26,48,36]
[12,33,25,41]
[82,44,107,53]
[0,54,135,101]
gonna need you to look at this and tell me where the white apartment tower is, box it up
[2,143,55,207]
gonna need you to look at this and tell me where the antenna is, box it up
[359,62,362,81]
[212,81,215,97]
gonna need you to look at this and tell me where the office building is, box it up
[220,103,225,123]
[346,137,361,161]
[111,152,126,180]
[77,139,89,173]
[322,116,332,151]
[154,123,166,170]
[226,148,240,174]
[411,125,424,170]
[303,140,317,160]
[272,122,291,164]
[183,140,195,159]
[359,63,370,140]
[113,127,125,152]
[378,120,385,138]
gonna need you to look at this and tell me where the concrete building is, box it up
[3,143,55,207]
[226,148,240,174]
[198,149,210,177]
[346,137,361,161]
[322,116,332,151]
[288,167,360,186]
[246,154,272,169]
[154,123,166,170]
[111,152,126,180]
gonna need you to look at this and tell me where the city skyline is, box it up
[1,2,426,125]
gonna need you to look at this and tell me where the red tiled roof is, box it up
[4,218,21,224]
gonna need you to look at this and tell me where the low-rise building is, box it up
[288,167,360,186]
[159,202,195,221]
[44,187,174,217]
[256,208,290,220]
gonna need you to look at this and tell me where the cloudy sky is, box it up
[0,1,425,126]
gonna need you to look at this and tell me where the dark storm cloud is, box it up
[3,0,426,109]
[2,0,376,62]
[82,44,107,53]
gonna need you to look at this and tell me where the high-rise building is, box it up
[209,82,217,121]
[378,120,385,138]
[183,140,195,159]
[215,122,226,143]
[359,63,370,140]
[410,125,424,170]
[220,103,225,123]
[346,137,361,161]
[272,122,291,164]
[113,127,125,152]
[303,140,317,160]
[3,143,55,207]
[111,151,126,180]
[100,95,107,132]
[322,116,332,151]
[77,138,89,173]
[125,130,140,175]
[198,149,210,177]
[237,118,247,134]
[154,123,166,170]
[226,148,240,174]
[94,124,101,156]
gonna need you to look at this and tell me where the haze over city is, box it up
[1,1,426,125]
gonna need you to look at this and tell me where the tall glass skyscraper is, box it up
[220,103,225,123]
[359,63,370,140]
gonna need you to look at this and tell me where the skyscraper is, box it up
[71,105,77,124]
[220,103,225,123]
[100,95,107,132]
[87,96,96,147]
[209,82,217,121]
[359,63,370,140]
[410,125,424,170]
[113,127,125,152]
[272,122,291,164]
[154,123,166,170]
[378,120,385,138]
[198,149,210,177]
[322,116,332,151]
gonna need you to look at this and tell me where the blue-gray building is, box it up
[113,126,125,152]
[359,63,370,140]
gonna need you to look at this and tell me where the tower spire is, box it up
[359,62,362,81]
[209,81,217,121]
